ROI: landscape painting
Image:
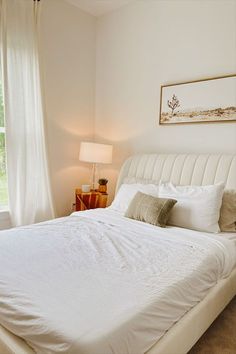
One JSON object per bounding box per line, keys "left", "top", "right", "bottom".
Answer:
{"left": 159, "top": 75, "right": 236, "bottom": 125}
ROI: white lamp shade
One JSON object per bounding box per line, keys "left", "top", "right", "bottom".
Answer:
{"left": 79, "top": 142, "right": 113, "bottom": 164}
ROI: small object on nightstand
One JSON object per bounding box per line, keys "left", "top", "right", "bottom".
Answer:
{"left": 98, "top": 178, "right": 108, "bottom": 193}
{"left": 81, "top": 184, "right": 91, "bottom": 193}
{"left": 75, "top": 188, "right": 108, "bottom": 211}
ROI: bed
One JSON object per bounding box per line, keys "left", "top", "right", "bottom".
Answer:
{"left": 0, "top": 153, "right": 235, "bottom": 354}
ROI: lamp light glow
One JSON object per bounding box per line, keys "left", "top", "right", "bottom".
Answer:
{"left": 79, "top": 142, "right": 113, "bottom": 190}
{"left": 79, "top": 142, "right": 112, "bottom": 164}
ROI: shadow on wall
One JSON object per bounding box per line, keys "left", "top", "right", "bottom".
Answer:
{"left": 47, "top": 122, "right": 93, "bottom": 217}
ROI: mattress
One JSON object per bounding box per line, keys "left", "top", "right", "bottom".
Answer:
{"left": 0, "top": 209, "right": 235, "bottom": 354}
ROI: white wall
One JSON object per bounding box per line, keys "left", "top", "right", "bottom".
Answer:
{"left": 37, "top": 0, "right": 236, "bottom": 214}
{"left": 95, "top": 0, "right": 236, "bottom": 201}
{"left": 40, "top": 0, "right": 96, "bottom": 216}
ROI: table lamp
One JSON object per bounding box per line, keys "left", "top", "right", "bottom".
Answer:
{"left": 79, "top": 142, "right": 113, "bottom": 190}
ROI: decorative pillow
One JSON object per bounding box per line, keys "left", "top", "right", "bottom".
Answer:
{"left": 219, "top": 190, "right": 236, "bottom": 232}
{"left": 158, "top": 182, "right": 225, "bottom": 233}
{"left": 125, "top": 192, "right": 177, "bottom": 227}
{"left": 109, "top": 183, "right": 159, "bottom": 214}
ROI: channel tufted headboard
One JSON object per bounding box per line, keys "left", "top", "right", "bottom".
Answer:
{"left": 116, "top": 154, "right": 236, "bottom": 193}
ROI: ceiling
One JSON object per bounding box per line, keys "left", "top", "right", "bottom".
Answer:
{"left": 66, "top": 0, "right": 135, "bottom": 17}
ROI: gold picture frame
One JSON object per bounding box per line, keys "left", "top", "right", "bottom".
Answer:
{"left": 159, "top": 74, "right": 236, "bottom": 125}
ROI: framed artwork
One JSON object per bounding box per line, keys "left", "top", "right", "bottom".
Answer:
{"left": 159, "top": 74, "right": 236, "bottom": 125}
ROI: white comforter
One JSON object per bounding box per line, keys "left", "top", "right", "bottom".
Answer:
{"left": 0, "top": 209, "right": 235, "bottom": 354}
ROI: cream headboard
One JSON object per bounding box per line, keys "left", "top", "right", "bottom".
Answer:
{"left": 116, "top": 154, "right": 236, "bottom": 192}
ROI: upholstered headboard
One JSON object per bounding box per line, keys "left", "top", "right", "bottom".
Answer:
{"left": 116, "top": 154, "right": 236, "bottom": 192}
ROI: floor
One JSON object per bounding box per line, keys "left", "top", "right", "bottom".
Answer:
{"left": 189, "top": 296, "right": 236, "bottom": 354}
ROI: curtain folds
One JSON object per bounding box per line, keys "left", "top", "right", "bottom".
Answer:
{"left": 0, "top": 0, "right": 55, "bottom": 226}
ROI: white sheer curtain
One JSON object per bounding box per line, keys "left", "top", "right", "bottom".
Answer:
{"left": 0, "top": 0, "right": 55, "bottom": 226}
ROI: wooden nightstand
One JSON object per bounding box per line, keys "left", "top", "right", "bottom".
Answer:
{"left": 75, "top": 189, "right": 108, "bottom": 211}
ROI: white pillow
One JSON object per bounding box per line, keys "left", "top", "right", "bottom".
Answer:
{"left": 158, "top": 182, "right": 225, "bottom": 233}
{"left": 110, "top": 183, "right": 159, "bottom": 214}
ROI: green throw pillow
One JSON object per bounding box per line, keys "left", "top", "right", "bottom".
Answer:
{"left": 125, "top": 191, "right": 177, "bottom": 227}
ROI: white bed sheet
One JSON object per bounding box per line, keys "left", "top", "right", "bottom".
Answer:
{"left": 219, "top": 232, "right": 236, "bottom": 242}
{"left": 0, "top": 209, "right": 235, "bottom": 354}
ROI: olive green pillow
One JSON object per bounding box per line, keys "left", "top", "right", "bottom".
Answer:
{"left": 219, "top": 190, "right": 236, "bottom": 232}
{"left": 125, "top": 191, "right": 177, "bottom": 227}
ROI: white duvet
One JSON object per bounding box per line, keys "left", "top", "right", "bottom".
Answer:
{"left": 0, "top": 209, "right": 235, "bottom": 354}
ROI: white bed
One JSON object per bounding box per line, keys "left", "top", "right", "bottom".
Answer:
{"left": 0, "top": 153, "right": 236, "bottom": 354}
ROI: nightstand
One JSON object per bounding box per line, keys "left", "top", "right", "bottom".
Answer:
{"left": 75, "top": 189, "right": 108, "bottom": 211}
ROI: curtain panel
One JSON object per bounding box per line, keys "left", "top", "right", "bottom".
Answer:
{"left": 0, "top": 0, "right": 55, "bottom": 226}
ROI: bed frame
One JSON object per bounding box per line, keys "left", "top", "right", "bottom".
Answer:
{"left": 1, "top": 153, "right": 236, "bottom": 354}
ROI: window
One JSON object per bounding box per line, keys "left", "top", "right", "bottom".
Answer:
{"left": 0, "top": 76, "right": 8, "bottom": 210}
